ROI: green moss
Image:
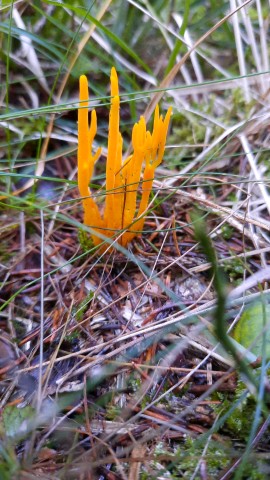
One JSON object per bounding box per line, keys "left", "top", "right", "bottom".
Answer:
{"left": 78, "top": 229, "right": 95, "bottom": 253}
{"left": 182, "top": 438, "right": 228, "bottom": 475}
{"left": 223, "top": 257, "right": 245, "bottom": 283}
{"left": 0, "top": 240, "right": 13, "bottom": 263}
{"left": 2, "top": 404, "right": 35, "bottom": 441}
{"left": 152, "top": 437, "right": 230, "bottom": 479}
{"left": 230, "top": 88, "right": 254, "bottom": 118}
{"left": 152, "top": 435, "right": 268, "bottom": 479}
{"left": 171, "top": 112, "right": 206, "bottom": 146}
{"left": 74, "top": 290, "right": 94, "bottom": 323}
{"left": 214, "top": 383, "right": 253, "bottom": 440}
{"left": 64, "top": 331, "right": 80, "bottom": 343}
{"left": 105, "top": 405, "right": 122, "bottom": 421}
{"left": 126, "top": 371, "right": 142, "bottom": 393}
{"left": 220, "top": 224, "right": 234, "bottom": 240}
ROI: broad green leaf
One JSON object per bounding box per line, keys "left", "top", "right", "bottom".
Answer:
{"left": 232, "top": 302, "right": 270, "bottom": 359}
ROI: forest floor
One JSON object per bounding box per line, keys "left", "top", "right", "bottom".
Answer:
{"left": 0, "top": 1, "right": 270, "bottom": 479}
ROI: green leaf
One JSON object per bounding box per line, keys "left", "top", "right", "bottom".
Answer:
{"left": 232, "top": 302, "right": 270, "bottom": 359}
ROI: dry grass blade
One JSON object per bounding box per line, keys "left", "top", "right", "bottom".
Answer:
{"left": 143, "top": 0, "right": 253, "bottom": 121}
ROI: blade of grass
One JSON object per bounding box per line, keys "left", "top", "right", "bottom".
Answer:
{"left": 192, "top": 211, "right": 258, "bottom": 391}
{"left": 164, "top": 0, "right": 191, "bottom": 76}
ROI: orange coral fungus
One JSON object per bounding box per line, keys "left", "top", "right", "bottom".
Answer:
{"left": 77, "top": 67, "right": 172, "bottom": 250}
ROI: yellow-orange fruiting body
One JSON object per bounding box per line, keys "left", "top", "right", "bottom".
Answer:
{"left": 78, "top": 75, "right": 103, "bottom": 245}
{"left": 77, "top": 68, "right": 172, "bottom": 250}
